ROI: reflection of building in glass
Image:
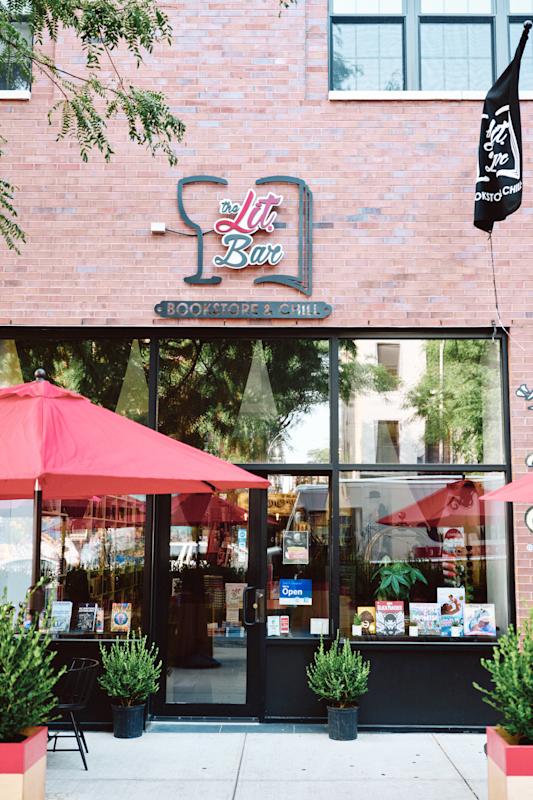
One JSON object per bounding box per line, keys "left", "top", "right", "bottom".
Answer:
{"left": 340, "top": 340, "right": 426, "bottom": 463}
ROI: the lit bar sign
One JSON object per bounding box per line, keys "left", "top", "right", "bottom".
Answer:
{"left": 213, "top": 190, "right": 285, "bottom": 270}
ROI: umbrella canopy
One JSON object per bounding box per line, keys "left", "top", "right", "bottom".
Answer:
{"left": 171, "top": 493, "right": 247, "bottom": 526}
{"left": 481, "top": 474, "right": 533, "bottom": 502}
{"left": 378, "top": 479, "right": 484, "bottom": 528}
{"left": 0, "top": 379, "right": 269, "bottom": 500}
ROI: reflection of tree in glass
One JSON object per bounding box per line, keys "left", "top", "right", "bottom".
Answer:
{"left": 15, "top": 339, "right": 150, "bottom": 423}
{"left": 332, "top": 25, "right": 363, "bottom": 90}
{"left": 158, "top": 339, "right": 330, "bottom": 462}
{"left": 406, "top": 340, "right": 498, "bottom": 463}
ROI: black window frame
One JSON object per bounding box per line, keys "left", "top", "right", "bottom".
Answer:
{"left": 0, "top": 15, "right": 32, "bottom": 93}
{"left": 0, "top": 326, "right": 515, "bottom": 646}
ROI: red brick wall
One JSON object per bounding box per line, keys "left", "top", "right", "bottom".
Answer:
{"left": 1, "top": 0, "right": 532, "bottom": 620}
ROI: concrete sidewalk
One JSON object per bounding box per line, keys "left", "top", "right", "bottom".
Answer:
{"left": 45, "top": 729, "right": 488, "bottom": 800}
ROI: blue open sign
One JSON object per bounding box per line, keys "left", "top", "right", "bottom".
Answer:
{"left": 279, "top": 579, "right": 312, "bottom": 606}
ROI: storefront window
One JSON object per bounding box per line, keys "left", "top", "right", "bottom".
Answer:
{"left": 40, "top": 495, "right": 146, "bottom": 637}
{"left": 158, "top": 338, "right": 330, "bottom": 463}
{"left": 0, "top": 338, "right": 150, "bottom": 621}
{"left": 339, "top": 472, "right": 508, "bottom": 639}
{"left": 339, "top": 338, "right": 503, "bottom": 465}
{"left": 266, "top": 476, "right": 330, "bottom": 638}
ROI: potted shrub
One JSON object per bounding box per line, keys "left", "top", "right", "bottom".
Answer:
{"left": 99, "top": 632, "right": 161, "bottom": 739}
{"left": 307, "top": 633, "right": 370, "bottom": 741}
{"left": 451, "top": 619, "right": 463, "bottom": 638}
{"left": 474, "top": 610, "right": 533, "bottom": 799}
{"left": 351, "top": 613, "right": 362, "bottom": 637}
{"left": 409, "top": 619, "right": 419, "bottom": 638}
{"left": 0, "top": 590, "right": 64, "bottom": 800}
{"left": 373, "top": 560, "right": 428, "bottom": 600}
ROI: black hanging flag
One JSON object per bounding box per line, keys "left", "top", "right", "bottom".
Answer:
{"left": 474, "top": 21, "right": 532, "bottom": 232}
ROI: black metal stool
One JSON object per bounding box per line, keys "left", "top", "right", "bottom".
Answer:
{"left": 48, "top": 657, "right": 98, "bottom": 770}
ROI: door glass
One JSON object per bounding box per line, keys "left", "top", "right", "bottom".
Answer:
{"left": 266, "top": 476, "right": 330, "bottom": 638}
{"left": 165, "top": 491, "right": 249, "bottom": 705}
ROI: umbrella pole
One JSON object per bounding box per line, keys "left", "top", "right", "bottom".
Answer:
{"left": 29, "top": 478, "right": 44, "bottom": 614}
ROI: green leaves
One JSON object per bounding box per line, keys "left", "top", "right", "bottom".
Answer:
{"left": 99, "top": 632, "right": 161, "bottom": 707}
{"left": 0, "top": 0, "right": 186, "bottom": 250}
{"left": 0, "top": 587, "right": 65, "bottom": 743}
{"left": 307, "top": 633, "right": 370, "bottom": 708}
{"left": 473, "top": 610, "right": 533, "bottom": 744}
{"left": 373, "top": 561, "right": 428, "bottom": 600}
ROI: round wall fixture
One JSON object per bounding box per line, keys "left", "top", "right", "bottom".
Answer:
{"left": 525, "top": 507, "right": 533, "bottom": 533}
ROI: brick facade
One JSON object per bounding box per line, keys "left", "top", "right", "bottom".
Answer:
{"left": 1, "top": 0, "right": 532, "bottom": 619}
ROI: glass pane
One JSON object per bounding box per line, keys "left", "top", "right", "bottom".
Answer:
{"left": 511, "top": 21, "right": 533, "bottom": 90}
{"left": 510, "top": 0, "right": 533, "bottom": 12}
{"left": 339, "top": 338, "right": 504, "bottom": 465}
{"left": 0, "top": 338, "right": 151, "bottom": 611}
{"left": 166, "top": 490, "right": 249, "bottom": 704}
{"left": 8, "top": 338, "right": 150, "bottom": 423}
{"left": 0, "top": 500, "right": 33, "bottom": 609}
{"left": 0, "top": 22, "right": 31, "bottom": 91}
{"left": 421, "top": 0, "right": 492, "bottom": 11}
{"left": 339, "top": 472, "right": 509, "bottom": 640}
{"left": 332, "top": 22, "right": 404, "bottom": 91}
{"left": 40, "top": 495, "right": 146, "bottom": 637}
{"left": 332, "top": 0, "right": 403, "bottom": 12}
{"left": 266, "top": 476, "right": 330, "bottom": 638}
{"left": 158, "top": 339, "right": 330, "bottom": 463}
{"left": 420, "top": 23, "right": 493, "bottom": 91}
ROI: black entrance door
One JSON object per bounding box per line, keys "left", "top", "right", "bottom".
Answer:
{"left": 151, "top": 489, "right": 267, "bottom": 719}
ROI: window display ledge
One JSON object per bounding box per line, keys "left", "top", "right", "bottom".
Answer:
{"left": 0, "top": 90, "right": 31, "bottom": 100}
{"left": 328, "top": 90, "right": 533, "bottom": 101}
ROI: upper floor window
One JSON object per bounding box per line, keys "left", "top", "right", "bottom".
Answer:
{"left": 0, "top": 10, "right": 32, "bottom": 92}
{"left": 330, "top": 1, "right": 533, "bottom": 93}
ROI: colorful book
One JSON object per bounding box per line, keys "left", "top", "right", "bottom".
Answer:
{"left": 464, "top": 603, "right": 496, "bottom": 637}
{"left": 409, "top": 602, "right": 440, "bottom": 636}
{"left": 376, "top": 600, "right": 405, "bottom": 635}
{"left": 95, "top": 607, "right": 105, "bottom": 633}
{"left": 437, "top": 587, "right": 465, "bottom": 636}
{"left": 110, "top": 602, "right": 132, "bottom": 633}
{"left": 75, "top": 603, "right": 97, "bottom": 633}
{"left": 50, "top": 601, "right": 73, "bottom": 633}
{"left": 357, "top": 606, "right": 376, "bottom": 634}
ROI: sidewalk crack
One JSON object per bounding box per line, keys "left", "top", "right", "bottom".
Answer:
{"left": 231, "top": 733, "right": 247, "bottom": 800}
{"left": 432, "top": 734, "right": 481, "bottom": 799}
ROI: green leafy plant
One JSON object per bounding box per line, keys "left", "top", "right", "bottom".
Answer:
{"left": 473, "top": 610, "right": 533, "bottom": 745}
{"left": 0, "top": 587, "right": 64, "bottom": 742}
{"left": 99, "top": 632, "right": 162, "bottom": 707}
{"left": 373, "top": 561, "right": 428, "bottom": 600}
{"left": 352, "top": 613, "right": 362, "bottom": 626}
{"left": 306, "top": 633, "right": 370, "bottom": 708}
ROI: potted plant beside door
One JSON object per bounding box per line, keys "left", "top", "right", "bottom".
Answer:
{"left": 307, "top": 633, "right": 370, "bottom": 741}
{"left": 0, "top": 589, "right": 64, "bottom": 800}
{"left": 473, "top": 610, "right": 533, "bottom": 799}
{"left": 99, "top": 633, "right": 161, "bottom": 739}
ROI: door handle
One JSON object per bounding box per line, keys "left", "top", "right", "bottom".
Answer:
{"left": 242, "top": 587, "right": 266, "bottom": 626}
{"left": 243, "top": 586, "right": 256, "bottom": 626}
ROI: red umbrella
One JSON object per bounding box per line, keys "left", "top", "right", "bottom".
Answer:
{"left": 378, "top": 479, "right": 484, "bottom": 528}
{"left": 0, "top": 374, "right": 269, "bottom": 604}
{"left": 481, "top": 474, "right": 533, "bottom": 502}
{"left": 171, "top": 493, "right": 247, "bottom": 526}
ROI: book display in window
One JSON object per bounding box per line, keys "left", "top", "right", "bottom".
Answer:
{"left": 74, "top": 603, "right": 97, "bottom": 633}
{"left": 357, "top": 606, "right": 376, "bottom": 634}
{"left": 409, "top": 603, "right": 440, "bottom": 636}
{"left": 437, "top": 587, "right": 465, "bottom": 637}
{"left": 50, "top": 601, "right": 73, "bottom": 633}
{"left": 375, "top": 600, "right": 405, "bottom": 635}
{"left": 110, "top": 602, "right": 132, "bottom": 633}
{"left": 464, "top": 603, "right": 496, "bottom": 637}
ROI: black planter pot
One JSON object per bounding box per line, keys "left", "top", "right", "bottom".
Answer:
{"left": 111, "top": 703, "right": 145, "bottom": 739}
{"left": 327, "top": 705, "right": 359, "bottom": 741}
